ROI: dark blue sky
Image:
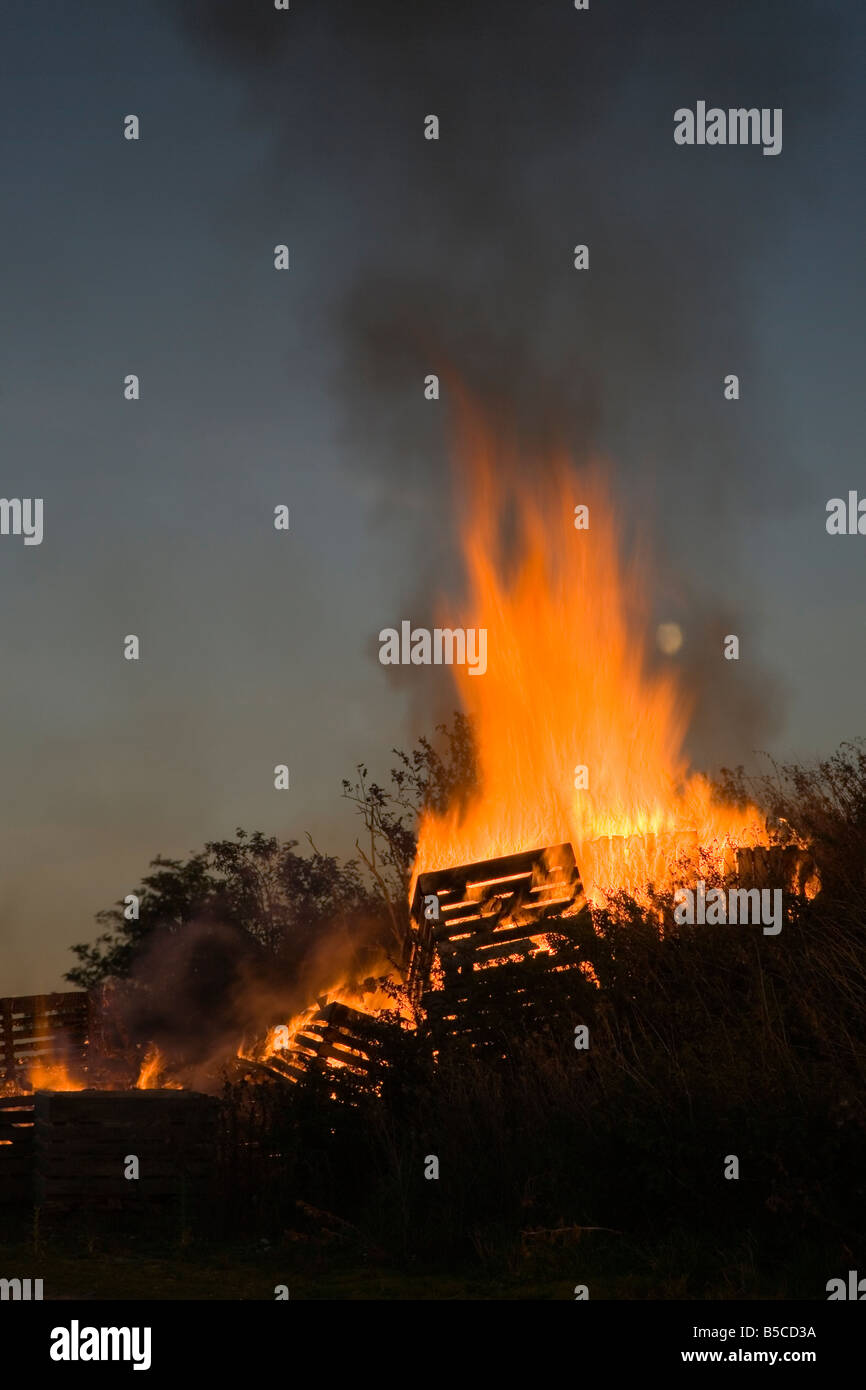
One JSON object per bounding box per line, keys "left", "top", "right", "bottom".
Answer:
{"left": 1, "top": 0, "right": 864, "bottom": 992}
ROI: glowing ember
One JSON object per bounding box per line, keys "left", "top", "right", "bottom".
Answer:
{"left": 413, "top": 426, "right": 767, "bottom": 902}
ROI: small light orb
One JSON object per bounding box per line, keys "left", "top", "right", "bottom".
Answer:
{"left": 656, "top": 622, "right": 683, "bottom": 655}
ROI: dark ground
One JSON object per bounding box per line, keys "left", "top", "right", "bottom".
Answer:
{"left": 0, "top": 1206, "right": 840, "bottom": 1300}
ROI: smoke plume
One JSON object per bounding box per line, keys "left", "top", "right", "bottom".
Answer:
{"left": 170, "top": 0, "right": 848, "bottom": 766}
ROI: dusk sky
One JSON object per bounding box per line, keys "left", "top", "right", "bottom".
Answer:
{"left": 1, "top": 0, "right": 864, "bottom": 993}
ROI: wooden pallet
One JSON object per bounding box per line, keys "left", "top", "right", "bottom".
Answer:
{"left": 0, "top": 992, "right": 91, "bottom": 1085}
{"left": 409, "top": 843, "right": 584, "bottom": 997}
{"left": 0, "top": 1095, "right": 36, "bottom": 1202}
{"left": 275, "top": 1001, "right": 390, "bottom": 1088}
{"left": 422, "top": 939, "right": 593, "bottom": 1051}
{"left": 409, "top": 843, "right": 590, "bottom": 1051}
{"left": 31, "top": 1090, "right": 218, "bottom": 1205}
{"left": 736, "top": 844, "right": 817, "bottom": 895}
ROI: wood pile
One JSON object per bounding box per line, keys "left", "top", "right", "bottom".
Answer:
{"left": 409, "top": 843, "right": 590, "bottom": 1051}
{"left": 31, "top": 1089, "right": 218, "bottom": 1206}
{"left": 0, "top": 992, "right": 91, "bottom": 1086}
{"left": 269, "top": 1000, "right": 391, "bottom": 1090}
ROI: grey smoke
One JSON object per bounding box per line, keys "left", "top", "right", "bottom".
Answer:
{"left": 171, "top": 0, "right": 851, "bottom": 766}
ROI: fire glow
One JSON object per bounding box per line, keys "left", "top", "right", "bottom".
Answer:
{"left": 135, "top": 1045, "right": 180, "bottom": 1090}
{"left": 26, "top": 1060, "right": 85, "bottom": 1092}
{"left": 0, "top": 430, "right": 781, "bottom": 1103}
{"left": 413, "top": 426, "right": 767, "bottom": 902}
{"left": 238, "top": 979, "right": 410, "bottom": 1079}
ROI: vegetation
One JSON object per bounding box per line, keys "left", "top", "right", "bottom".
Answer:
{"left": 47, "top": 731, "right": 866, "bottom": 1298}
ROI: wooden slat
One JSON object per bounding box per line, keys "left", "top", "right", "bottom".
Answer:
{"left": 411, "top": 843, "right": 579, "bottom": 917}
{"left": 425, "top": 952, "right": 582, "bottom": 996}
{"left": 34, "top": 1135, "right": 215, "bottom": 1152}
{"left": 294, "top": 1020, "right": 380, "bottom": 1056}
{"left": 1, "top": 992, "right": 89, "bottom": 1011}
{"left": 438, "top": 924, "right": 551, "bottom": 955}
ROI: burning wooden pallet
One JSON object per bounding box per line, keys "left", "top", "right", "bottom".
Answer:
{"left": 409, "top": 834, "right": 819, "bottom": 1053}
{"left": 0, "top": 992, "right": 91, "bottom": 1087}
{"left": 736, "top": 844, "right": 817, "bottom": 896}
{"left": 409, "top": 843, "right": 590, "bottom": 1049}
{"left": 421, "top": 946, "right": 594, "bottom": 1051}
{"left": 410, "top": 843, "right": 584, "bottom": 986}
{"left": 265, "top": 1000, "right": 390, "bottom": 1090}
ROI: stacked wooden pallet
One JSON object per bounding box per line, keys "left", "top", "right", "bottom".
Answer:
{"left": 31, "top": 1089, "right": 218, "bottom": 1205}
{"left": 409, "top": 843, "right": 590, "bottom": 1051}
{"left": 0, "top": 992, "right": 91, "bottom": 1086}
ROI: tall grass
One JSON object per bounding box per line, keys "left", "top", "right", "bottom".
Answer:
{"left": 214, "top": 745, "right": 866, "bottom": 1290}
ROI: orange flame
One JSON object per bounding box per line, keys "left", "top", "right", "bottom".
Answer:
{"left": 27, "top": 1060, "right": 85, "bottom": 1091}
{"left": 413, "top": 431, "right": 766, "bottom": 900}
{"left": 135, "top": 1045, "right": 180, "bottom": 1090}
{"left": 237, "top": 981, "right": 411, "bottom": 1073}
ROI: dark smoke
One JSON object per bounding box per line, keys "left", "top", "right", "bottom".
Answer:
{"left": 103, "top": 913, "right": 389, "bottom": 1088}
{"left": 106, "top": 918, "right": 259, "bottom": 1069}
{"left": 170, "top": 0, "right": 850, "bottom": 765}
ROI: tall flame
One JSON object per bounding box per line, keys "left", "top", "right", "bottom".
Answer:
{"left": 413, "top": 428, "right": 764, "bottom": 900}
